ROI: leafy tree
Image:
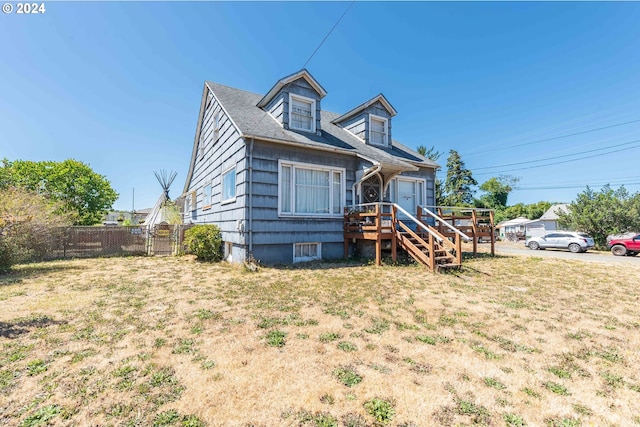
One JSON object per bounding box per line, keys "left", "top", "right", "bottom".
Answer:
{"left": 495, "top": 201, "right": 552, "bottom": 224}
{"left": 0, "top": 187, "right": 71, "bottom": 271}
{"left": 558, "top": 185, "right": 640, "bottom": 248}
{"left": 442, "top": 150, "right": 477, "bottom": 206}
{"left": 0, "top": 159, "right": 118, "bottom": 225}
{"left": 476, "top": 175, "right": 519, "bottom": 210}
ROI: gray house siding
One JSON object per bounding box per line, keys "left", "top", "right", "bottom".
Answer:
{"left": 247, "top": 140, "right": 358, "bottom": 264}
{"left": 265, "top": 94, "right": 285, "bottom": 126}
{"left": 336, "top": 101, "right": 393, "bottom": 146}
{"left": 185, "top": 87, "right": 247, "bottom": 256}
{"left": 341, "top": 115, "right": 366, "bottom": 141}
{"left": 264, "top": 77, "right": 322, "bottom": 134}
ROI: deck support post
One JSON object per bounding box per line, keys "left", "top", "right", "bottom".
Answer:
{"left": 375, "top": 203, "right": 382, "bottom": 266}
{"left": 428, "top": 233, "right": 435, "bottom": 272}
{"left": 490, "top": 210, "right": 495, "bottom": 256}
{"left": 391, "top": 205, "right": 397, "bottom": 262}
{"left": 471, "top": 210, "right": 478, "bottom": 255}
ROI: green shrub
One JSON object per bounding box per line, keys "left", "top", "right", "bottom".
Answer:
{"left": 0, "top": 238, "right": 13, "bottom": 273}
{"left": 183, "top": 225, "right": 223, "bottom": 262}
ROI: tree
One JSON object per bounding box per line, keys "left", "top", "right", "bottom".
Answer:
{"left": 0, "top": 187, "right": 72, "bottom": 271}
{"left": 442, "top": 150, "right": 477, "bottom": 206}
{"left": 476, "top": 175, "right": 519, "bottom": 210}
{"left": 558, "top": 185, "right": 640, "bottom": 248}
{"left": 0, "top": 159, "right": 118, "bottom": 225}
{"left": 416, "top": 146, "right": 443, "bottom": 205}
{"left": 416, "top": 145, "right": 442, "bottom": 162}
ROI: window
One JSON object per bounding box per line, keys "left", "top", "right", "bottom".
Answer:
{"left": 184, "top": 191, "right": 196, "bottom": 213}
{"left": 214, "top": 112, "right": 221, "bottom": 142}
{"left": 198, "top": 136, "right": 205, "bottom": 159}
{"left": 369, "top": 115, "right": 388, "bottom": 146}
{"left": 221, "top": 166, "right": 236, "bottom": 203}
{"left": 289, "top": 94, "right": 315, "bottom": 133}
{"left": 293, "top": 242, "right": 321, "bottom": 263}
{"left": 279, "top": 161, "right": 344, "bottom": 217}
{"left": 202, "top": 183, "right": 212, "bottom": 209}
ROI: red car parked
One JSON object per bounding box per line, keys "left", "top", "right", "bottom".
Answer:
{"left": 607, "top": 233, "right": 640, "bottom": 256}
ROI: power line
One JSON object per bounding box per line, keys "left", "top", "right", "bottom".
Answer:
{"left": 464, "top": 118, "right": 640, "bottom": 157}
{"left": 463, "top": 99, "right": 640, "bottom": 158}
{"left": 302, "top": 1, "right": 355, "bottom": 69}
{"left": 475, "top": 142, "right": 640, "bottom": 176}
{"left": 473, "top": 138, "right": 640, "bottom": 171}
{"left": 513, "top": 182, "right": 640, "bottom": 191}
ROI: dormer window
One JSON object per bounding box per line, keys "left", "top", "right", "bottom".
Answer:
{"left": 289, "top": 94, "right": 316, "bottom": 133}
{"left": 369, "top": 115, "right": 388, "bottom": 146}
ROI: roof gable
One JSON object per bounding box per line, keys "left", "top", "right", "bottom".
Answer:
{"left": 332, "top": 94, "right": 397, "bottom": 125}
{"left": 539, "top": 204, "right": 569, "bottom": 220}
{"left": 256, "top": 69, "right": 327, "bottom": 108}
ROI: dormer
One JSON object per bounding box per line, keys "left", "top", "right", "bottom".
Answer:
{"left": 256, "top": 69, "right": 327, "bottom": 136}
{"left": 332, "top": 94, "right": 397, "bottom": 148}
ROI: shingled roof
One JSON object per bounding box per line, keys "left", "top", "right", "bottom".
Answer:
{"left": 205, "top": 81, "right": 439, "bottom": 171}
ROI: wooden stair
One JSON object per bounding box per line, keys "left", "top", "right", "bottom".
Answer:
{"left": 394, "top": 220, "right": 461, "bottom": 272}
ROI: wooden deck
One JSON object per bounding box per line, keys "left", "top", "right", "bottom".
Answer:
{"left": 344, "top": 204, "right": 496, "bottom": 271}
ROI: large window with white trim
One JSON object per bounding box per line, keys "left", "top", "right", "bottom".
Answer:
{"left": 388, "top": 177, "right": 425, "bottom": 215}
{"left": 289, "top": 94, "right": 316, "bottom": 133}
{"left": 369, "top": 115, "right": 388, "bottom": 146}
{"left": 221, "top": 166, "right": 236, "bottom": 203}
{"left": 279, "top": 161, "right": 344, "bottom": 217}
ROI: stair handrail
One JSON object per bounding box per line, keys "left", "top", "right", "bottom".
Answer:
{"left": 421, "top": 205, "right": 495, "bottom": 213}
{"left": 419, "top": 205, "right": 472, "bottom": 242}
{"left": 392, "top": 203, "right": 444, "bottom": 244}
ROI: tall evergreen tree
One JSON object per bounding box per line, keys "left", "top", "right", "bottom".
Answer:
{"left": 442, "top": 150, "right": 477, "bottom": 206}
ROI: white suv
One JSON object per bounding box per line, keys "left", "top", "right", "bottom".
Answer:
{"left": 525, "top": 232, "right": 595, "bottom": 253}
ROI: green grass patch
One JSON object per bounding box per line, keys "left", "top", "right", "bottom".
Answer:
{"left": 333, "top": 365, "right": 362, "bottom": 387}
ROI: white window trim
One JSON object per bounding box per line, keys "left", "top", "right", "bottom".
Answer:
{"left": 369, "top": 114, "right": 388, "bottom": 146}
{"left": 221, "top": 165, "right": 237, "bottom": 205}
{"left": 278, "top": 159, "right": 345, "bottom": 218}
{"left": 289, "top": 93, "right": 316, "bottom": 133}
{"left": 184, "top": 191, "right": 197, "bottom": 213}
{"left": 202, "top": 182, "right": 212, "bottom": 210}
{"left": 293, "top": 242, "right": 322, "bottom": 263}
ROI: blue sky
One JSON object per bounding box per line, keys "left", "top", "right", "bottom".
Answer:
{"left": 2, "top": 1, "right": 640, "bottom": 211}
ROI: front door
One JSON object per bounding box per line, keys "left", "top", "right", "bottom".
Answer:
{"left": 398, "top": 180, "right": 417, "bottom": 215}
{"left": 361, "top": 175, "right": 381, "bottom": 204}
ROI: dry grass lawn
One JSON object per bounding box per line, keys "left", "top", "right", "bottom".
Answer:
{"left": 1, "top": 254, "right": 639, "bottom": 426}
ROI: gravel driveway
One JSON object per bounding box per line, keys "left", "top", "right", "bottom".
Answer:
{"left": 491, "top": 241, "right": 639, "bottom": 266}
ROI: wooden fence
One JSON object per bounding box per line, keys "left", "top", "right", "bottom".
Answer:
{"left": 41, "top": 225, "right": 191, "bottom": 260}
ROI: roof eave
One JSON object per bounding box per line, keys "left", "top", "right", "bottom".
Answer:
{"left": 256, "top": 69, "right": 327, "bottom": 108}
{"left": 332, "top": 93, "right": 398, "bottom": 125}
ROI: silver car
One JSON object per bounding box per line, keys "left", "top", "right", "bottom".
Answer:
{"left": 526, "top": 232, "right": 595, "bottom": 253}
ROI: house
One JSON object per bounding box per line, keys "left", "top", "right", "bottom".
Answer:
{"left": 496, "top": 216, "right": 534, "bottom": 240}
{"left": 537, "top": 203, "right": 569, "bottom": 231}
{"left": 181, "top": 69, "right": 438, "bottom": 264}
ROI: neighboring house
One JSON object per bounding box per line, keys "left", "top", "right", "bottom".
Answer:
{"left": 537, "top": 203, "right": 569, "bottom": 231}
{"left": 181, "top": 69, "right": 438, "bottom": 264}
{"left": 496, "top": 216, "right": 534, "bottom": 239}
